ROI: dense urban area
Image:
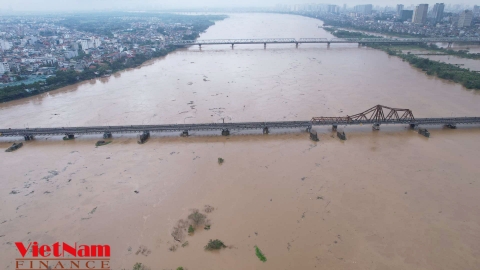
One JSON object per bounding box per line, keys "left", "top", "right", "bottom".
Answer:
{"left": 0, "top": 13, "right": 225, "bottom": 102}
{"left": 1, "top": 3, "right": 480, "bottom": 101}
{"left": 280, "top": 3, "right": 480, "bottom": 37}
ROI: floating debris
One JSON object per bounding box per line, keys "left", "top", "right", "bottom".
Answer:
{"left": 5, "top": 142, "right": 23, "bottom": 152}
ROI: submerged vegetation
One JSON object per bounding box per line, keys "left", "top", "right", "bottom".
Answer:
{"left": 324, "top": 28, "right": 480, "bottom": 90}
{"left": 369, "top": 44, "right": 480, "bottom": 90}
{"left": 255, "top": 246, "right": 267, "bottom": 262}
{"left": 205, "top": 239, "right": 227, "bottom": 250}
{"left": 323, "top": 27, "right": 378, "bottom": 39}
{"left": 132, "top": 263, "right": 149, "bottom": 270}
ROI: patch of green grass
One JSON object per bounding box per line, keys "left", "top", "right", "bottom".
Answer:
{"left": 205, "top": 239, "right": 226, "bottom": 250}
{"left": 176, "top": 267, "right": 184, "bottom": 270}
{"left": 255, "top": 246, "right": 267, "bottom": 262}
{"left": 204, "top": 224, "right": 211, "bottom": 230}
{"left": 218, "top": 157, "right": 224, "bottom": 164}
{"left": 182, "top": 241, "right": 189, "bottom": 247}
{"left": 188, "top": 225, "right": 195, "bottom": 235}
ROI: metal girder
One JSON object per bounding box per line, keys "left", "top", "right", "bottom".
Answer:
{"left": 311, "top": 105, "right": 415, "bottom": 123}
{"left": 298, "top": 38, "right": 329, "bottom": 42}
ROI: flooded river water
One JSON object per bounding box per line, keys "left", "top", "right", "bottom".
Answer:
{"left": 1, "top": 13, "right": 480, "bottom": 270}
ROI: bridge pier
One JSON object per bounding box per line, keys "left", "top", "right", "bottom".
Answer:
{"left": 264, "top": 43, "right": 266, "bottom": 49}
{"left": 309, "top": 130, "right": 319, "bottom": 141}
{"left": 372, "top": 123, "right": 380, "bottom": 130}
{"left": 445, "top": 123, "right": 457, "bottom": 129}
{"left": 418, "top": 128, "right": 430, "bottom": 138}
{"left": 181, "top": 130, "right": 189, "bottom": 137}
{"left": 447, "top": 42, "right": 452, "bottom": 48}
{"left": 24, "top": 135, "right": 34, "bottom": 141}
{"left": 332, "top": 124, "right": 337, "bottom": 131}
{"left": 263, "top": 127, "right": 269, "bottom": 134}
{"left": 327, "top": 42, "right": 330, "bottom": 48}
{"left": 137, "top": 131, "right": 150, "bottom": 144}
{"left": 199, "top": 44, "right": 201, "bottom": 49}
{"left": 231, "top": 44, "right": 234, "bottom": 49}
{"left": 222, "top": 129, "right": 230, "bottom": 136}
{"left": 63, "top": 134, "right": 75, "bottom": 140}
{"left": 337, "top": 131, "right": 346, "bottom": 141}
{"left": 296, "top": 43, "right": 298, "bottom": 48}
{"left": 409, "top": 123, "right": 418, "bottom": 129}
{"left": 306, "top": 125, "right": 312, "bottom": 133}
{"left": 103, "top": 132, "right": 112, "bottom": 139}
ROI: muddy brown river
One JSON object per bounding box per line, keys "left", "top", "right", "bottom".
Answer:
{"left": 1, "top": 13, "right": 480, "bottom": 270}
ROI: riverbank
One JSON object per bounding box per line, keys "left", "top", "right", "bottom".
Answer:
{"left": 0, "top": 14, "right": 227, "bottom": 103}
{"left": 322, "top": 26, "right": 480, "bottom": 90}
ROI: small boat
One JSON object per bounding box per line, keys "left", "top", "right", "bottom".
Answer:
{"left": 5, "top": 142, "right": 23, "bottom": 152}
{"left": 337, "top": 131, "right": 347, "bottom": 140}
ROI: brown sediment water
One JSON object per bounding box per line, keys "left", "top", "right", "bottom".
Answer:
{"left": 1, "top": 13, "right": 480, "bottom": 270}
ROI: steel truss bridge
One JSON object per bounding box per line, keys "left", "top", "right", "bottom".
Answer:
{"left": 168, "top": 37, "right": 480, "bottom": 47}
{"left": 1, "top": 106, "right": 479, "bottom": 140}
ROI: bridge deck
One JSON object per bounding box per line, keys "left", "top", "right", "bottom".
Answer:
{"left": 1, "top": 117, "right": 479, "bottom": 137}
{"left": 168, "top": 38, "right": 480, "bottom": 46}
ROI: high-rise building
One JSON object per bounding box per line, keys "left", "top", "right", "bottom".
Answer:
{"left": 473, "top": 5, "right": 480, "bottom": 16}
{"left": 354, "top": 4, "right": 373, "bottom": 15}
{"left": 401, "top": 10, "right": 414, "bottom": 21}
{"left": 412, "top": 4, "right": 429, "bottom": 24}
{"left": 432, "top": 3, "right": 445, "bottom": 22}
{"left": 458, "top": 10, "right": 473, "bottom": 27}
{"left": 397, "top": 4, "right": 404, "bottom": 16}
{"left": 327, "top": 5, "right": 338, "bottom": 13}
{"left": 0, "top": 62, "right": 10, "bottom": 74}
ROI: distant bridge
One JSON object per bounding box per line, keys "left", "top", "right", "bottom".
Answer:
{"left": 168, "top": 37, "right": 480, "bottom": 48}
{"left": 1, "top": 106, "right": 479, "bottom": 141}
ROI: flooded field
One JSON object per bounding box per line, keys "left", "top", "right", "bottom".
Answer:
{"left": 1, "top": 13, "right": 480, "bottom": 270}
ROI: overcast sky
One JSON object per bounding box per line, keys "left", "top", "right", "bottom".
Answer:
{"left": 0, "top": 0, "right": 477, "bottom": 12}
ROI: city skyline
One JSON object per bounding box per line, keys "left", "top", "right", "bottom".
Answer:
{"left": 1, "top": 0, "right": 480, "bottom": 12}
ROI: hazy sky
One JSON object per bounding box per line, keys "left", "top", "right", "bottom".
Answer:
{"left": 0, "top": 0, "right": 477, "bottom": 12}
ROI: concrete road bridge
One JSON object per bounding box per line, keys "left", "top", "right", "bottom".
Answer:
{"left": 1, "top": 106, "right": 479, "bottom": 142}
{"left": 168, "top": 37, "right": 480, "bottom": 48}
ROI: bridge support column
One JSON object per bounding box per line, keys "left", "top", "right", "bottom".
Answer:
{"left": 199, "top": 44, "right": 201, "bottom": 49}
{"left": 447, "top": 42, "right": 452, "bottom": 48}
{"left": 445, "top": 123, "right": 457, "bottom": 129}
{"left": 263, "top": 127, "right": 269, "bottom": 134}
{"left": 137, "top": 131, "right": 150, "bottom": 144}
{"left": 409, "top": 123, "right": 417, "bottom": 129}
{"left": 332, "top": 124, "right": 337, "bottom": 131}
{"left": 372, "top": 123, "right": 380, "bottom": 130}
{"left": 181, "top": 130, "right": 189, "bottom": 137}
{"left": 264, "top": 43, "right": 266, "bottom": 49}
{"left": 296, "top": 43, "right": 298, "bottom": 48}
{"left": 337, "top": 131, "right": 346, "bottom": 141}
{"left": 358, "top": 43, "right": 361, "bottom": 47}
{"left": 221, "top": 129, "right": 230, "bottom": 136}
{"left": 418, "top": 128, "right": 430, "bottom": 138}
{"left": 306, "top": 125, "right": 312, "bottom": 133}
{"left": 63, "top": 134, "right": 75, "bottom": 140}
{"left": 309, "top": 130, "right": 319, "bottom": 141}
{"left": 231, "top": 44, "right": 234, "bottom": 49}
{"left": 327, "top": 42, "right": 330, "bottom": 48}
{"left": 24, "top": 135, "right": 34, "bottom": 141}
{"left": 103, "top": 132, "right": 112, "bottom": 139}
